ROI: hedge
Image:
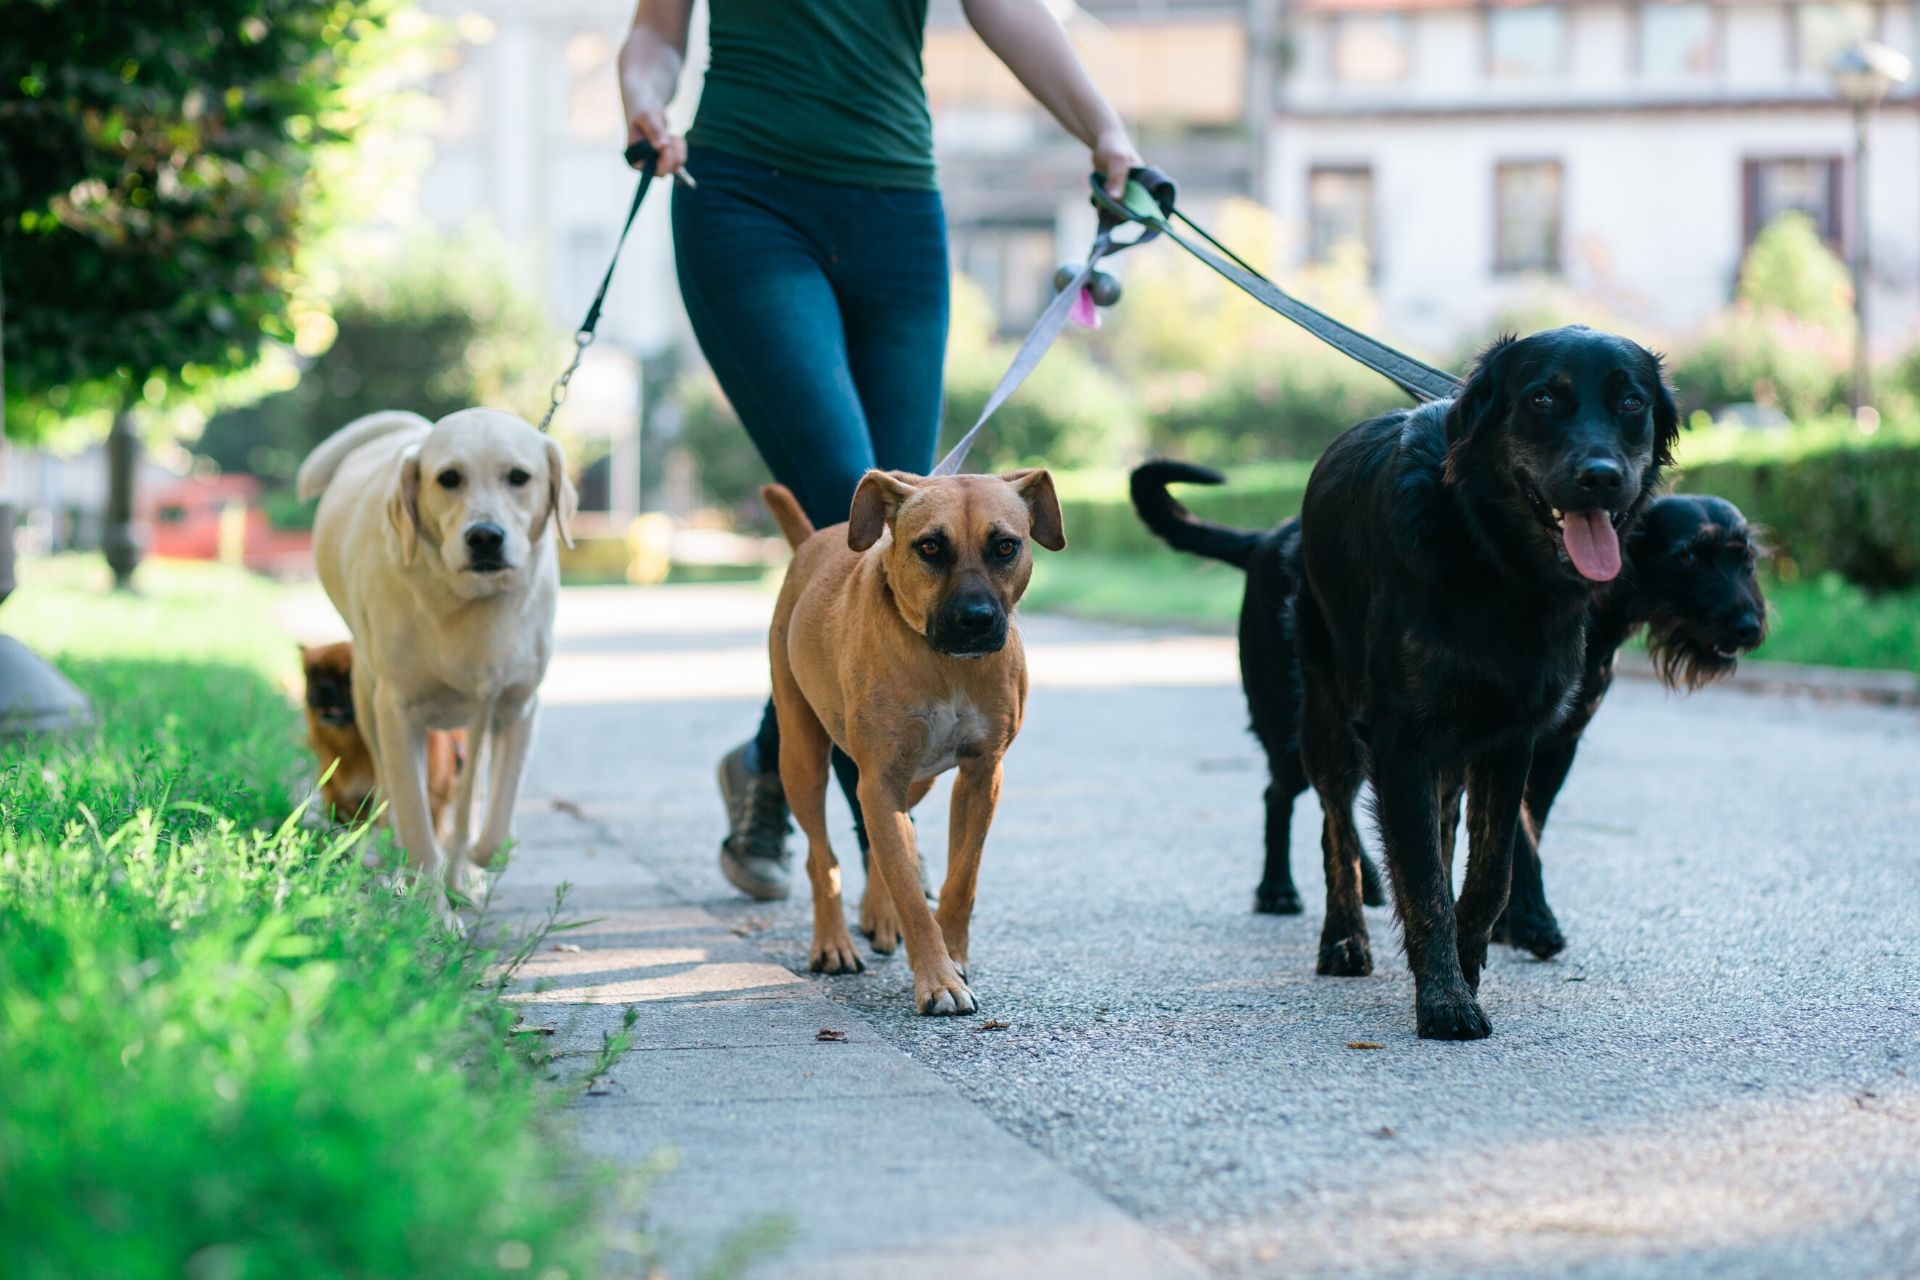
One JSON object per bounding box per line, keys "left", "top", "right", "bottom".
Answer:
{"left": 1673, "top": 423, "right": 1920, "bottom": 591}
{"left": 1055, "top": 421, "right": 1920, "bottom": 593}
{"left": 1054, "top": 461, "right": 1311, "bottom": 559}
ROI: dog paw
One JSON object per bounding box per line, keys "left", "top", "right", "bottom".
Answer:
{"left": 1254, "top": 882, "right": 1304, "bottom": 915}
{"left": 1416, "top": 991, "right": 1492, "bottom": 1041}
{"left": 915, "top": 975, "right": 976, "bottom": 1017}
{"left": 1492, "top": 908, "right": 1566, "bottom": 960}
{"left": 1360, "top": 853, "right": 1389, "bottom": 908}
{"left": 447, "top": 860, "right": 489, "bottom": 906}
{"left": 809, "top": 937, "right": 866, "bottom": 975}
{"left": 858, "top": 891, "right": 902, "bottom": 956}
{"left": 1317, "top": 933, "right": 1373, "bottom": 977}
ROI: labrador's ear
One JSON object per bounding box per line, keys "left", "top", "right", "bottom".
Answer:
{"left": 1443, "top": 333, "right": 1518, "bottom": 487}
{"left": 847, "top": 470, "right": 920, "bottom": 552}
{"left": 544, "top": 436, "right": 577, "bottom": 548}
{"left": 387, "top": 446, "right": 422, "bottom": 566}
{"left": 1000, "top": 469, "right": 1066, "bottom": 552}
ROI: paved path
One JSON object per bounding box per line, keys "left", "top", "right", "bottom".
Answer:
{"left": 379, "top": 583, "right": 1917, "bottom": 1279}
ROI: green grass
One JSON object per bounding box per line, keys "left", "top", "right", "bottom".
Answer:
{"left": 1026, "top": 553, "right": 1920, "bottom": 675}
{"left": 1025, "top": 551, "right": 1244, "bottom": 625}
{"left": 0, "top": 559, "right": 616, "bottom": 1280}
{"left": 1753, "top": 573, "right": 1920, "bottom": 674}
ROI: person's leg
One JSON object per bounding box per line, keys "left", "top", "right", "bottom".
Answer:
{"left": 816, "top": 186, "right": 950, "bottom": 879}
{"left": 673, "top": 151, "right": 883, "bottom": 897}
{"left": 831, "top": 187, "right": 950, "bottom": 477}
{"left": 673, "top": 154, "right": 880, "bottom": 529}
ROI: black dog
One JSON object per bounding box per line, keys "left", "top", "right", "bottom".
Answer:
{"left": 1296, "top": 326, "right": 1680, "bottom": 1039}
{"left": 1491, "top": 493, "right": 1767, "bottom": 955}
{"left": 1127, "top": 463, "right": 1384, "bottom": 916}
{"left": 1132, "top": 467, "right": 1767, "bottom": 956}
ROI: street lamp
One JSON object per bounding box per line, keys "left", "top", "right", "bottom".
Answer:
{"left": 1829, "top": 40, "right": 1913, "bottom": 413}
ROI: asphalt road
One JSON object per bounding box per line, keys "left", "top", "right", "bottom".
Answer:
{"left": 506, "top": 583, "right": 1919, "bottom": 1279}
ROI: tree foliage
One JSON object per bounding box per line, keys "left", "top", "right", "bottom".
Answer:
{"left": 195, "top": 231, "right": 563, "bottom": 486}
{"left": 0, "top": 0, "right": 421, "bottom": 438}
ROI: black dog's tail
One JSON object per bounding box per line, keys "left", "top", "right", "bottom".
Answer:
{"left": 1129, "top": 460, "right": 1259, "bottom": 570}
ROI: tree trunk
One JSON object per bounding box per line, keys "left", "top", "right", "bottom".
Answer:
{"left": 103, "top": 396, "right": 141, "bottom": 590}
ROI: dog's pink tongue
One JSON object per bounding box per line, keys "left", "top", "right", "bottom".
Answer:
{"left": 1562, "top": 510, "right": 1622, "bottom": 582}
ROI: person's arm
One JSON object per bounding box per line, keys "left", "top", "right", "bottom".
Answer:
{"left": 960, "top": 0, "right": 1143, "bottom": 197}
{"left": 618, "top": 0, "right": 693, "bottom": 174}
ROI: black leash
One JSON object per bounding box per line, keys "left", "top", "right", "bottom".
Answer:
{"left": 539, "top": 140, "right": 688, "bottom": 432}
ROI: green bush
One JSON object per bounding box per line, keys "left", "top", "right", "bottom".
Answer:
{"left": 1099, "top": 211, "right": 1412, "bottom": 465}
{"left": 0, "top": 561, "right": 613, "bottom": 1280}
{"left": 1669, "top": 214, "right": 1853, "bottom": 417}
{"left": 1674, "top": 417, "right": 1920, "bottom": 590}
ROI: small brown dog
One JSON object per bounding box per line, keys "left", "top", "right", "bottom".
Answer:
{"left": 301, "top": 642, "right": 463, "bottom": 835}
{"left": 762, "top": 469, "right": 1065, "bottom": 1016}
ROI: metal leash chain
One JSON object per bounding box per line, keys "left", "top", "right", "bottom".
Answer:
{"left": 540, "top": 140, "right": 694, "bottom": 433}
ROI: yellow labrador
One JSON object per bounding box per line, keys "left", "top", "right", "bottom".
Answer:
{"left": 296, "top": 409, "right": 575, "bottom": 913}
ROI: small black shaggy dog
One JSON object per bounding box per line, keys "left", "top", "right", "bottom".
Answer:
{"left": 1132, "top": 467, "right": 1767, "bottom": 959}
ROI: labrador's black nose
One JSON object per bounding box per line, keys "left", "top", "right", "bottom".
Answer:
{"left": 951, "top": 598, "right": 999, "bottom": 633}
{"left": 1574, "top": 458, "right": 1625, "bottom": 496}
{"left": 466, "top": 522, "right": 506, "bottom": 557}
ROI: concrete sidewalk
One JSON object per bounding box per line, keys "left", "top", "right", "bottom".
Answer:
{"left": 486, "top": 585, "right": 1216, "bottom": 1279}
{"left": 284, "top": 581, "right": 1919, "bottom": 1278}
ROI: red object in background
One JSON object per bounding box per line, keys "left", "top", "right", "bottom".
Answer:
{"left": 139, "top": 475, "right": 312, "bottom": 576}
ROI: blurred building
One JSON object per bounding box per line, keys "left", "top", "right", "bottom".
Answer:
{"left": 406, "top": 1, "right": 1917, "bottom": 384}
{"left": 1273, "top": 0, "right": 1920, "bottom": 350}
{"left": 927, "top": 0, "right": 1282, "bottom": 328}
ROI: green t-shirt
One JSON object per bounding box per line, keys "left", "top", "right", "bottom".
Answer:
{"left": 688, "top": 0, "right": 936, "bottom": 190}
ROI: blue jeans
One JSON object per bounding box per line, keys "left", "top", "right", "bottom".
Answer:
{"left": 673, "top": 147, "right": 950, "bottom": 841}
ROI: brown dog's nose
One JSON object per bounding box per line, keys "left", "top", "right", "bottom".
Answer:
{"left": 951, "top": 598, "right": 998, "bottom": 634}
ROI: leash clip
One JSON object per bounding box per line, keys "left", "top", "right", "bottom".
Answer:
{"left": 540, "top": 330, "right": 595, "bottom": 433}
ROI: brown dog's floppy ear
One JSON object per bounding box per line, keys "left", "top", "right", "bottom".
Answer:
{"left": 847, "top": 470, "right": 919, "bottom": 552}
{"left": 386, "top": 446, "right": 423, "bottom": 566}
{"left": 1000, "top": 469, "right": 1067, "bottom": 551}
{"left": 544, "top": 436, "right": 577, "bottom": 548}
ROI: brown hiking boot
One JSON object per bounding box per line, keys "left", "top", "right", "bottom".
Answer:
{"left": 717, "top": 742, "right": 792, "bottom": 900}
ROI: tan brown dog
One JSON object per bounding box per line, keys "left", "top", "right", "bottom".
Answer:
{"left": 762, "top": 469, "right": 1065, "bottom": 1016}
{"left": 301, "top": 642, "right": 464, "bottom": 836}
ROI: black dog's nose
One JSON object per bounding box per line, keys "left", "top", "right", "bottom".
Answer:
{"left": 1575, "top": 458, "right": 1625, "bottom": 495}
{"left": 465, "top": 523, "right": 506, "bottom": 556}
{"left": 1733, "top": 615, "right": 1764, "bottom": 647}
{"left": 951, "top": 598, "right": 998, "bottom": 633}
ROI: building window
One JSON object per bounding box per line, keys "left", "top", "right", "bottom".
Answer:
{"left": 1494, "top": 161, "right": 1564, "bottom": 274}
{"left": 1307, "top": 166, "right": 1375, "bottom": 265}
{"left": 1487, "top": 7, "right": 1564, "bottom": 79}
{"left": 957, "top": 223, "right": 1057, "bottom": 331}
{"left": 1795, "top": 3, "right": 1876, "bottom": 74}
{"left": 1333, "top": 15, "right": 1411, "bottom": 84}
{"left": 1743, "top": 157, "right": 1843, "bottom": 247}
{"left": 1640, "top": 3, "right": 1718, "bottom": 76}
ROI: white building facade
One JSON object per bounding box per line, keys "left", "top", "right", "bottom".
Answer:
{"left": 1272, "top": 0, "right": 1920, "bottom": 351}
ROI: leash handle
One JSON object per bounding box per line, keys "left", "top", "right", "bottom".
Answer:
{"left": 541, "top": 146, "right": 661, "bottom": 433}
